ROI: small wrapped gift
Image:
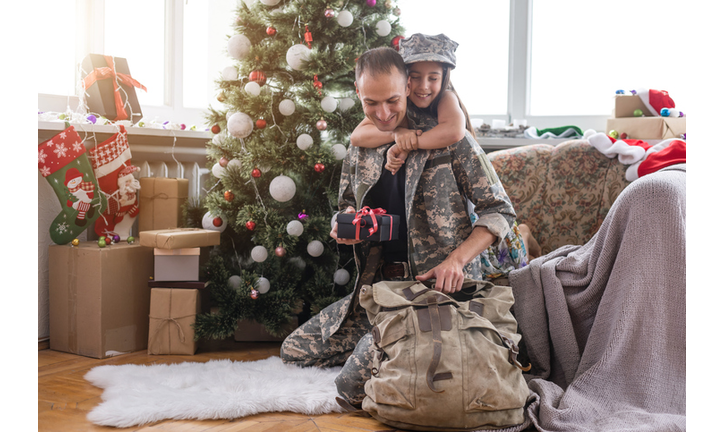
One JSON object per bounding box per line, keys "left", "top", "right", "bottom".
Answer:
{"left": 80, "top": 54, "right": 146, "bottom": 124}
{"left": 140, "top": 228, "right": 220, "bottom": 249}
{"left": 154, "top": 248, "right": 200, "bottom": 282}
{"left": 138, "top": 178, "right": 189, "bottom": 232}
{"left": 148, "top": 288, "right": 201, "bottom": 355}
{"left": 336, "top": 207, "right": 400, "bottom": 241}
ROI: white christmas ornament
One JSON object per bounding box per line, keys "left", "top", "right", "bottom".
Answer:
{"left": 228, "top": 275, "right": 242, "bottom": 289}
{"left": 321, "top": 96, "right": 338, "bottom": 113}
{"left": 286, "top": 220, "right": 304, "bottom": 236}
{"left": 227, "top": 159, "right": 243, "bottom": 170}
{"left": 222, "top": 66, "right": 239, "bottom": 81}
{"left": 202, "top": 211, "right": 228, "bottom": 232}
{"left": 212, "top": 162, "right": 226, "bottom": 178}
{"left": 228, "top": 112, "right": 254, "bottom": 138}
{"left": 375, "top": 20, "right": 392, "bottom": 36}
{"left": 256, "top": 277, "right": 270, "bottom": 294}
{"left": 286, "top": 44, "right": 311, "bottom": 70}
{"left": 279, "top": 99, "right": 296, "bottom": 116}
{"left": 228, "top": 34, "right": 251, "bottom": 60}
{"left": 337, "top": 10, "right": 353, "bottom": 27}
{"left": 212, "top": 134, "right": 224, "bottom": 145}
{"left": 307, "top": 240, "right": 324, "bottom": 257}
{"left": 338, "top": 97, "right": 355, "bottom": 112}
{"left": 334, "top": 269, "right": 351, "bottom": 286}
{"left": 226, "top": 111, "right": 236, "bottom": 120}
{"left": 296, "top": 134, "right": 314, "bottom": 151}
{"left": 331, "top": 143, "right": 348, "bottom": 160}
{"left": 244, "top": 81, "right": 261, "bottom": 96}
{"left": 251, "top": 245, "right": 269, "bottom": 262}
{"left": 259, "top": 0, "right": 281, "bottom": 5}
{"left": 269, "top": 175, "right": 296, "bottom": 202}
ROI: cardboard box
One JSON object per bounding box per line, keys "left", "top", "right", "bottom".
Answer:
{"left": 234, "top": 317, "right": 299, "bottom": 342}
{"left": 138, "top": 178, "right": 189, "bottom": 232}
{"left": 80, "top": 54, "right": 144, "bottom": 124}
{"left": 49, "top": 242, "right": 154, "bottom": 358}
{"left": 148, "top": 281, "right": 211, "bottom": 313}
{"left": 140, "top": 228, "right": 220, "bottom": 249}
{"left": 148, "top": 288, "right": 201, "bottom": 355}
{"left": 154, "top": 247, "right": 200, "bottom": 281}
{"left": 336, "top": 213, "right": 400, "bottom": 241}
{"left": 606, "top": 117, "right": 686, "bottom": 140}
{"left": 613, "top": 95, "right": 656, "bottom": 118}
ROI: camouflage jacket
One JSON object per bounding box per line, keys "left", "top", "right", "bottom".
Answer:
{"left": 320, "top": 109, "right": 518, "bottom": 341}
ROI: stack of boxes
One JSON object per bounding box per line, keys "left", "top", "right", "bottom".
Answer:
{"left": 606, "top": 92, "right": 686, "bottom": 140}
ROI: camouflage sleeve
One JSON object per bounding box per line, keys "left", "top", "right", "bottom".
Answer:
{"left": 451, "top": 132, "right": 517, "bottom": 246}
{"left": 337, "top": 149, "right": 356, "bottom": 211}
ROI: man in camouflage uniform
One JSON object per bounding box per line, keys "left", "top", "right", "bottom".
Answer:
{"left": 281, "top": 43, "right": 521, "bottom": 406}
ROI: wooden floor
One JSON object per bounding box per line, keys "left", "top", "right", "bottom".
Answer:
{"left": 38, "top": 338, "right": 396, "bottom": 432}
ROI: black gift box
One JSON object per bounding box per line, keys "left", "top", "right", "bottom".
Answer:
{"left": 81, "top": 54, "right": 144, "bottom": 124}
{"left": 337, "top": 212, "right": 400, "bottom": 241}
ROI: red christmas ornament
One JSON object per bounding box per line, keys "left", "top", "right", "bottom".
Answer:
{"left": 213, "top": 217, "right": 224, "bottom": 227}
{"left": 324, "top": 8, "right": 335, "bottom": 18}
{"left": 211, "top": 124, "right": 221, "bottom": 134}
{"left": 314, "top": 162, "right": 325, "bottom": 173}
{"left": 249, "top": 70, "right": 267, "bottom": 86}
{"left": 266, "top": 26, "right": 277, "bottom": 36}
{"left": 224, "top": 190, "right": 235, "bottom": 201}
{"left": 391, "top": 35, "right": 404, "bottom": 51}
{"left": 304, "top": 25, "right": 313, "bottom": 48}
{"left": 621, "top": 132, "right": 628, "bottom": 139}
{"left": 250, "top": 289, "right": 259, "bottom": 299}
{"left": 275, "top": 246, "right": 286, "bottom": 257}
{"left": 245, "top": 220, "right": 256, "bottom": 231}
{"left": 313, "top": 75, "right": 323, "bottom": 90}
{"left": 256, "top": 118, "right": 267, "bottom": 129}
{"left": 251, "top": 167, "right": 262, "bottom": 178}
{"left": 219, "top": 157, "right": 229, "bottom": 167}
{"left": 316, "top": 119, "right": 328, "bottom": 131}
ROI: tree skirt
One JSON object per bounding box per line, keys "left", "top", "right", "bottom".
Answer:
{"left": 85, "top": 356, "right": 343, "bottom": 428}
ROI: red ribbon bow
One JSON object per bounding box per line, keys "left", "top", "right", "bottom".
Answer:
{"left": 82, "top": 55, "right": 147, "bottom": 121}
{"left": 352, "top": 207, "right": 388, "bottom": 239}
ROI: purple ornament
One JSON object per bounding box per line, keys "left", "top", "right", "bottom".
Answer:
{"left": 367, "top": 0, "right": 377, "bottom": 5}
{"left": 87, "top": 114, "right": 97, "bottom": 124}
{"left": 113, "top": 234, "right": 121, "bottom": 243}
{"left": 180, "top": 124, "right": 186, "bottom": 130}
{"left": 630, "top": 89, "right": 637, "bottom": 95}
{"left": 298, "top": 212, "right": 309, "bottom": 220}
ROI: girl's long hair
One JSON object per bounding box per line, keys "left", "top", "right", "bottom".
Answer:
{"left": 427, "top": 65, "right": 476, "bottom": 137}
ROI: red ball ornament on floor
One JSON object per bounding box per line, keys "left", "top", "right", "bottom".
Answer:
{"left": 316, "top": 119, "right": 327, "bottom": 130}
{"left": 251, "top": 168, "right": 262, "bottom": 178}
{"left": 211, "top": 124, "right": 221, "bottom": 134}
{"left": 275, "top": 246, "right": 286, "bottom": 257}
{"left": 213, "top": 217, "right": 224, "bottom": 227}
{"left": 249, "top": 70, "right": 267, "bottom": 86}
{"left": 266, "top": 26, "right": 276, "bottom": 36}
{"left": 256, "top": 118, "right": 267, "bottom": 129}
{"left": 245, "top": 220, "right": 256, "bottom": 231}
{"left": 314, "top": 162, "right": 325, "bottom": 173}
{"left": 224, "top": 190, "right": 235, "bottom": 202}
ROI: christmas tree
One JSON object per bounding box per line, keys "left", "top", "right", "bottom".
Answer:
{"left": 193, "top": 0, "right": 404, "bottom": 340}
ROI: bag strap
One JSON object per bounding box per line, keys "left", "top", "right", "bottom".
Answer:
{"left": 499, "top": 333, "right": 532, "bottom": 372}
{"left": 426, "top": 295, "right": 445, "bottom": 393}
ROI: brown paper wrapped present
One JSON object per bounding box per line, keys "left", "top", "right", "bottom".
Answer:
{"left": 148, "top": 288, "right": 201, "bottom": 355}
{"left": 139, "top": 228, "right": 220, "bottom": 249}
{"left": 139, "top": 178, "right": 189, "bottom": 232}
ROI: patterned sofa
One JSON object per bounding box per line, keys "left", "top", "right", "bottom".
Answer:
{"left": 487, "top": 139, "right": 631, "bottom": 256}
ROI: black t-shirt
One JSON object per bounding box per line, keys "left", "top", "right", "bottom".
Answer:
{"left": 366, "top": 146, "right": 408, "bottom": 262}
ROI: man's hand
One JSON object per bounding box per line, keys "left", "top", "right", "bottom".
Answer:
{"left": 415, "top": 256, "right": 466, "bottom": 294}
{"left": 330, "top": 206, "right": 363, "bottom": 245}
{"left": 385, "top": 144, "right": 409, "bottom": 175}
{"left": 393, "top": 128, "right": 422, "bottom": 152}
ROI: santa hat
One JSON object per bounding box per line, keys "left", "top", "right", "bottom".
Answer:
{"left": 65, "top": 167, "right": 83, "bottom": 185}
{"left": 634, "top": 88, "right": 675, "bottom": 117}
{"left": 118, "top": 164, "right": 139, "bottom": 180}
{"left": 587, "top": 132, "right": 652, "bottom": 165}
{"left": 625, "top": 139, "right": 686, "bottom": 181}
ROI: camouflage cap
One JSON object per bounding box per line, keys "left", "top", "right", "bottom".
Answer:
{"left": 399, "top": 33, "right": 459, "bottom": 69}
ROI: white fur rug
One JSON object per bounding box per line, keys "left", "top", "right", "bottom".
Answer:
{"left": 84, "top": 356, "right": 343, "bottom": 428}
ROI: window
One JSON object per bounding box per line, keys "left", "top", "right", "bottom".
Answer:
{"left": 36, "top": 0, "right": 76, "bottom": 96}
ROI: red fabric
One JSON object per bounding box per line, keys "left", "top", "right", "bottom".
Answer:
{"left": 621, "top": 139, "right": 652, "bottom": 152}
{"left": 82, "top": 55, "right": 147, "bottom": 121}
{"left": 638, "top": 140, "right": 686, "bottom": 178}
{"left": 38, "top": 126, "right": 86, "bottom": 177}
{"left": 648, "top": 89, "right": 675, "bottom": 114}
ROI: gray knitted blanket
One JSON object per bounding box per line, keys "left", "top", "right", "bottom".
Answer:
{"left": 503, "top": 165, "right": 686, "bottom": 432}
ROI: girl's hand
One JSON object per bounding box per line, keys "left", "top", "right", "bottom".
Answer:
{"left": 393, "top": 128, "right": 423, "bottom": 152}
{"left": 385, "top": 144, "right": 409, "bottom": 175}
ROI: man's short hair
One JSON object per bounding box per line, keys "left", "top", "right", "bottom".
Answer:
{"left": 355, "top": 47, "right": 407, "bottom": 82}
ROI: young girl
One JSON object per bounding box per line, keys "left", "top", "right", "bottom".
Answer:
{"left": 350, "top": 33, "right": 540, "bottom": 276}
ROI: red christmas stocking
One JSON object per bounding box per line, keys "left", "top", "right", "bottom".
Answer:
{"left": 88, "top": 125, "right": 140, "bottom": 240}
{"left": 38, "top": 126, "right": 108, "bottom": 244}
